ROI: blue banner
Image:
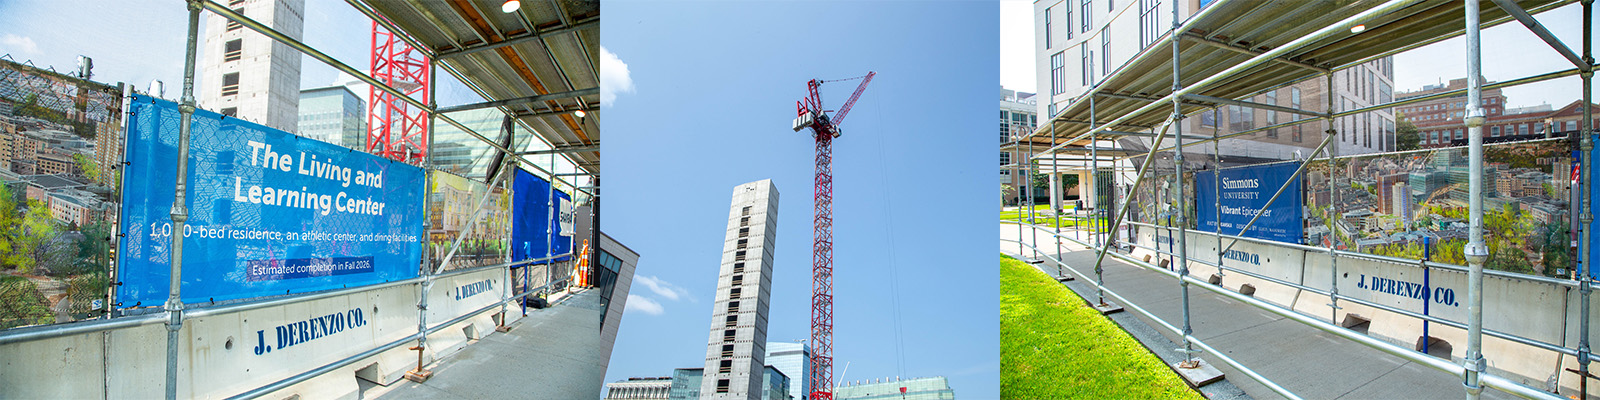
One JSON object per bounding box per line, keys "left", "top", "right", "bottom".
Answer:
{"left": 118, "top": 94, "right": 425, "bottom": 306}
{"left": 511, "top": 168, "right": 574, "bottom": 263}
{"left": 1195, "top": 162, "right": 1303, "bottom": 244}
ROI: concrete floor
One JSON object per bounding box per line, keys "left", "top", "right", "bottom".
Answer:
{"left": 368, "top": 288, "right": 609, "bottom": 400}
{"left": 1003, "top": 224, "right": 1519, "bottom": 400}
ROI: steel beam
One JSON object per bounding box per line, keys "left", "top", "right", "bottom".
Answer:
{"left": 1034, "top": 0, "right": 1423, "bottom": 159}
{"left": 435, "top": 18, "right": 599, "bottom": 60}
{"left": 1489, "top": 0, "right": 1589, "bottom": 71}
{"left": 1180, "top": 33, "right": 1331, "bottom": 73}
{"left": 517, "top": 144, "right": 600, "bottom": 155}
{"left": 1180, "top": 93, "right": 1330, "bottom": 119}
{"left": 436, "top": 87, "right": 598, "bottom": 114}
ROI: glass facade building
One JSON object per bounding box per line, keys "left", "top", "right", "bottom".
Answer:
{"left": 296, "top": 86, "right": 365, "bottom": 150}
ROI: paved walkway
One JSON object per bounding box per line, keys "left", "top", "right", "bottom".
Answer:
{"left": 369, "top": 288, "right": 609, "bottom": 399}
{"left": 1002, "top": 224, "right": 1517, "bottom": 400}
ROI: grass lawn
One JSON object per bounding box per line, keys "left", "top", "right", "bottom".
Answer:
{"left": 1000, "top": 255, "right": 1204, "bottom": 399}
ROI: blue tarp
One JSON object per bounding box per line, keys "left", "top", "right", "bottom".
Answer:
{"left": 1195, "top": 162, "right": 1304, "bottom": 244}
{"left": 118, "top": 94, "right": 425, "bottom": 306}
{"left": 511, "top": 168, "right": 574, "bottom": 264}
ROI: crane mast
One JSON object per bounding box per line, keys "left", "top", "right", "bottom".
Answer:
{"left": 791, "top": 71, "right": 874, "bottom": 400}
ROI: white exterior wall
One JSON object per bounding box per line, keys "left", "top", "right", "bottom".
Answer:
{"left": 1036, "top": 0, "right": 1193, "bottom": 119}
{"left": 199, "top": 0, "right": 303, "bottom": 133}
{"left": 702, "top": 180, "right": 779, "bottom": 400}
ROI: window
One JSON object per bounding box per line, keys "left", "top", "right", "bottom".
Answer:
{"left": 221, "top": 107, "right": 238, "bottom": 117}
{"left": 1455, "top": 129, "right": 1463, "bottom": 140}
{"left": 1265, "top": 91, "right": 1278, "bottom": 138}
{"left": 1568, "top": 121, "right": 1578, "bottom": 132}
{"left": 1140, "top": 0, "right": 1162, "bottom": 49}
{"left": 1491, "top": 126, "right": 1500, "bottom": 137}
{"left": 1199, "top": 109, "right": 1216, "bottom": 128}
{"left": 1081, "top": 46, "right": 1093, "bottom": 86}
{"left": 741, "top": 206, "right": 750, "bottom": 216}
{"left": 724, "top": 329, "right": 736, "bottom": 342}
{"left": 1535, "top": 122, "right": 1545, "bottom": 135}
{"left": 1045, "top": 7, "right": 1052, "bottom": 49}
{"left": 221, "top": 72, "right": 240, "bottom": 96}
{"left": 730, "top": 288, "right": 741, "bottom": 297}
{"left": 1000, "top": 152, "right": 1011, "bottom": 175}
{"left": 1519, "top": 124, "right": 1529, "bottom": 136}
{"left": 224, "top": 39, "right": 243, "bottom": 62}
{"left": 721, "top": 344, "right": 734, "bottom": 358}
{"left": 1101, "top": 32, "right": 1110, "bottom": 78}
{"left": 1082, "top": 0, "right": 1092, "bottom": 33}
{"left": 720, "top": 360, "right": 733, "bottom": 374}
{"left": 1228, "top": 105, "right": 1253, "bottom": 131}
{"left": 717, "top": 379, "right": 731, "bottom": 393}
{"left": 1050, "top": 52, "right": 1065, "bottom": 95}
{"left": 1064, "top": 5, "right": 1073, "bottom": 40}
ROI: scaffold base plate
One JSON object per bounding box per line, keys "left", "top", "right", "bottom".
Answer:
{"left": 404, "top": 369, "right": 434, "bottom": 383}
{"left": 1024, "top": 258, "right": 1045, "bottom": 264}
{"left": 1057, "top": 275, "right": 1075, "bottom": 282}
{"left": 1092, "top": 302, "right": 1124, "bottom": 315}
{"left": 495, "top": 325, "right": 513, "bottom": 333}
{"left": 1172, "top": 359, "right": 1225, "bottom": 387}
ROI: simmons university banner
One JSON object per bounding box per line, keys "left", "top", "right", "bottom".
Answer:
{"left": 118, "top": 94, "right": 426, "bottom": 306}
{"left": 1195, "top": 162, "right": 1303, "bottom": 244}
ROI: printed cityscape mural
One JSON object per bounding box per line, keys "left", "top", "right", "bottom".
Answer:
{"left": 0, "top": 58, "right": 123, "bottom": 328}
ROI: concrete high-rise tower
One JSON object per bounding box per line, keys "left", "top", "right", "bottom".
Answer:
{"left": 702, "top": 179, "right": 779, "bottom": 400}
{"left": 199, "top": 0, "right": 303, "bottom": 133}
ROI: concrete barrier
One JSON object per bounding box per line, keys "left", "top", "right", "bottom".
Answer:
{"left": 0, "top": 266, "right": 530, "bottom": 399}
{"left": 1080, "top": 226, "right": 1585, "bottom": 394}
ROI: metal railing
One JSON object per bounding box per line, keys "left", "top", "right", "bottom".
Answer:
{"left": 1003, "top": 221, "right": 1562, "bottom": 400}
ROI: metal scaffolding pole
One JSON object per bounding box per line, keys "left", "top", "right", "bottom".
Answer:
{"left": 1463, "top": 0, "right": 1489, "bottom": 397}
{"left": 1055, "top": 114, "right": 1065, "bottom": 277}
{"left": 1091, "top": 96, "right": 1104, "bottom": 294}
{"left": 1030, "top": 136, "right": 1038, "bottom": 259}
{"left": 1090, "top": 118, "right": 1172, "bottom": 306}
{"left": 1172, "top": 1, "right": 1198, "bottom": 368}
{"left": 408, "top": 58, "right": 439, "bottom": 383}
{"left": 1579, "top": 0, "right": 1595, "bottom": 396}
{"left": 164, "top": 3, "right": 201, "bottom": 399}
{"left": 1213, "top": 109, "right": 1223, "bottom": 279}
{"left": 1327, "top": 72, "right": 1343, "bottom": 324}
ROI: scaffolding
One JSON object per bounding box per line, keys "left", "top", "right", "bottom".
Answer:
{"left": 0, "top": 1, "right": 599, "bottom": 399}
{"left": 1005, "top": 0, "right": 1594, "bottom": 399}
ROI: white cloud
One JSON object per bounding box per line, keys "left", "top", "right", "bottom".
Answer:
{"left": 635, "top": 275, "right": 694, "bottom": 302}
{"left": 0, "top": 34, "right": 40, "bottom": 55}
{"left": 600, "top": 46, "right": 634, "bottom": 105}
{"left": 625, "top": 294, "right": 664, "bottom": 315}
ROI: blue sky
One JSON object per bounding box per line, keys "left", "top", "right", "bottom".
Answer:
{"left": 600, "top": 1, "right": 999, "bottom": 398}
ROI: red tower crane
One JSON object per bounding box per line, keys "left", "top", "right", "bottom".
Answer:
{"left": 367, "top": 21, "right": 430, "bottom": 165}
{"left": 791, "top": 71, "right": 874, "bottom": 400}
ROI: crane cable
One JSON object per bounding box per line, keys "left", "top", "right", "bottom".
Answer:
{"left": 870, "top": 83, "right": 909, "bottom": 380}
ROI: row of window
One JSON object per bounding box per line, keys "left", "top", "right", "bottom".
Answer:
{"left": 1045, "top": 0, "right": 1166, "bottom": 100}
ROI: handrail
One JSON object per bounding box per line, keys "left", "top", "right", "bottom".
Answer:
{"left": 0, "top": 253, "right": 571, "bottom": 346}
{"left": 1003, "top": 225, "right": 1561, "bottom": 399}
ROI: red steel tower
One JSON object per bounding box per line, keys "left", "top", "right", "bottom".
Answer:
{"left": 791, "top": 71, "right": 873, "bottom": 400}
{"left": 367, "top": 21, "right": 430, "bottom": 164}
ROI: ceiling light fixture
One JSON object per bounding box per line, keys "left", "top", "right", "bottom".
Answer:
{"left": 501, "top": 0, "right": 520, "bottom": 14}
{"left": 1350, "top": 24, "right": 1366, "bottom": 34}
{"left": 574, "top": 110, "right": 587, "bottom": 118}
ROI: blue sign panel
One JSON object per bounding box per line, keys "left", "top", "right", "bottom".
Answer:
{"left": 511, "top": 168, "right": 575, "bottom": 264}
{"left": 118, "top": 94, "right": 425, "bottom": 306}
{"left": 1195, "top": 161, "right": 1303, "bottom": 244}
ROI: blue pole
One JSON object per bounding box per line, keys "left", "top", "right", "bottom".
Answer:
{"left": 1423, "top": 236, "right": 1432, "bottom": 354}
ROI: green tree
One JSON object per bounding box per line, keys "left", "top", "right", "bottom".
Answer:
{"left": 72, "top": 154, "right": 100, "bottom": 183}
{"left": 1396, "top": 118, "right": 1422, "bottom": 151}
{"left": 6, "top": 200, "right": 63, "bottom": 274}
{"left": 0, "top": 276, "right": 52, "bottom": 329}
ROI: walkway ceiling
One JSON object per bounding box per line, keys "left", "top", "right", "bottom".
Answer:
{"left": 362, "top": 0, "right": 600, "bottom": 175}
{"left": 1028, "top": 0, "right": 1572, "bottom": 152}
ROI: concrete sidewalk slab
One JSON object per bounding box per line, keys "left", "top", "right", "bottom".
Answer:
{"left": 370, "top": 289, "right": 609, "bottom": 400}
